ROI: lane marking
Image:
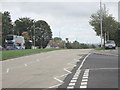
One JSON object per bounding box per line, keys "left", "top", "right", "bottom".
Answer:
{"left": 36, "top": 59, "right": 40, "bottom": 62}
{"left": 64, "top": 68, "right": 72, "bottom": 74}
{"left": 70, "top": 80, "right": 77, "bottom": 82}
{"left": 24, "top": 64, "right": 27, "bottom": 67}
{"left": 58, "top": 73, "right": 68, "bottom": 78}
{"left": 82, "top": 79, "right": 88, "bottom": 82}
{"left": 54, "top": 77, "right": 63, "bottom": 83}
{"left": 69, "top": 83, "right": 75, "bottom": 86}
{"left": 72, "top": 77, "right": 78, "bottom": 80}
{"left": 67, "top": 53, "right": 91, "bottom": 89}
{"left": 89, "top": 68, "right": 119, "bottom": 70}
{"left": 80, "top": 69, "right": 90, "bottom": 88}
{"left": 67, "top": 86, "right": 74, "bottom": 89}
{"left": 78, "top": 53, "right": 91, "bottom": 70}
{"left": 81, "top": 82, "right": 87, "bottom": 85}
{"left": 6, "top": 68, "right": 9, "bottom": 73}
{"left": 82, "top": 76, "right": 88, "bottom": 79}
{"left": 49, "top": 83, "right": 62, "bottom": 88}
{"left": 80, "top": 86, "right": 87, "bottom": 88}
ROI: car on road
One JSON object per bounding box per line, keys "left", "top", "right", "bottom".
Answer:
{"left": 105, "top": 40, "right": 116, "bottom": 49}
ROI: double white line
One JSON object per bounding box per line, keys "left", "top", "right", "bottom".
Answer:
{"left": 67, "top": 53, "right": 91, "bottom": 89}
{"left": 80, "top": 69, "right": 90, "bottom": 88}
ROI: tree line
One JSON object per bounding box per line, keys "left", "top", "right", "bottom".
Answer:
{"left": 89, "top": 5, "right": 120, "bottom": 47}
{"left": 1, "top": 11, "right": 52, "bottom": 49}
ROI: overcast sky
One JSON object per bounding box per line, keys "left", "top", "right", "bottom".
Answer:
{"left": 0, "top": 0, "right": 119, "bottom": 44}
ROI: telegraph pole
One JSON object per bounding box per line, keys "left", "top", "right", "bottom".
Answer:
{"left": 100, "top": 0, "right": 103, "bottom": 48}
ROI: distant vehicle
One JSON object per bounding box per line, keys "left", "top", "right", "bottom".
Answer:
{"left": 5, "top": 35, "right": 25, "bottom": 50}
{"left": 105, "top": 40, "right": 116, "bottom": 49}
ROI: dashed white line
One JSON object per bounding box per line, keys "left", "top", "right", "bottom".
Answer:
{"left": 80, "top": 86, "right": 87, "bottom": 88}
{"left": 49, "top": 83, "right": 62, "bottom": 88}
{"left": 70, "top": 80, "right": 77, "bottom": 83}
{"left": 54, "top": 77, "right": 63, "bottom": 83}
{"left": 81, "top": 82, "right": 87, "bottom": 85}
{"left": 67, "top": 86, "right": 74, "bottom": 89}
{"left": 6, "top": 68, "right": 9, "bottom": 73}
{"left": 82, "top": 79, "right": 88, "bottom": 82}
{"left": 67, "top": 53, "right": 91, "bottom": 89}
{"left": 82, "top": 76, "right": 88, "bottom": 79}
{"left": 64, "top": 68, "right": 72, "bottom": 74}
{"left": 69, "top": 83, "right": 75, "bottom": 86}
{"left": 80, "top": 69, "right": 90, "bottom": 88}
{"left": 24, "top": 64, "right": 28, "bottom": 67}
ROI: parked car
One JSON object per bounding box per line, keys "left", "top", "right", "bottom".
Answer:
{"left": 105, "top": 40, "right": 116, "bottom": 49}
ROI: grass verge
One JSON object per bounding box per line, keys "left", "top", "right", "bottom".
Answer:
{"left": 1, "top": 48, "right": 61, "bottom": 60}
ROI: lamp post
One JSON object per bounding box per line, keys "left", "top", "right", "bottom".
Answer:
{"left": 100, "top": 0, "right": 103, "bottom": 48}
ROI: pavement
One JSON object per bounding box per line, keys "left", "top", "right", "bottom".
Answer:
{"left": 1, "top": 49, "right": 92, "bottom": 88}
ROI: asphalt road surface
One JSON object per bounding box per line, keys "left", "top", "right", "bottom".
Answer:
{"left": 59, "top": 53, "right": 118, "bottom": 89}
{"left": 1, "top": 49, "right": 118, "bottom": 89}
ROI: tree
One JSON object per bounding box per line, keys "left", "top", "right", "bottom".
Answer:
{"left": 34, "top": 20, "right": 52, "bottom": 48}
{"left": 2, "top": 11, "right": 13, "bottom": 47}
{"left": 14, "top": 17, "right": 34, "bottom": 37}
{"left": 48, "top": 37, "right": 65, "bottom": 48}
{"left": 72, "top": 41, "right": 80, "bottom": 49}
{"left": 89, "top": 9, "right": 118, "bottom": 47}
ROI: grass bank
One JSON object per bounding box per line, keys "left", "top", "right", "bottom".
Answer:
{"left": 1, "top": 48, "right": 61, "bottom": 60}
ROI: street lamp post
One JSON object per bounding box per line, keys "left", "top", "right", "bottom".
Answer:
{"left": 100, "top": 0, "right": 103, "bottom": 48}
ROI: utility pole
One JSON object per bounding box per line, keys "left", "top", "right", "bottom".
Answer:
{"left": 100, "top": 0, "right": 103, "bottom": 48}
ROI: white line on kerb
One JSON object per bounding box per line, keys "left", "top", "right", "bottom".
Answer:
{"left": 6, "top": 68, "right": 9, "bottom": 73}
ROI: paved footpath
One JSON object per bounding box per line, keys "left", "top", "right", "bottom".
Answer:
{"left": 2, "top": 49, "right": 91, "bottom": 88}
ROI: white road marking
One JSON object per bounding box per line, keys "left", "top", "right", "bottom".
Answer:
{"left": 67, "top": 86, "right": 74, "bottom": 89}
{"left": 36, "top": 59, "right": 39, "bottom": 62}
{"left": 89, "top": 67, "right": 119, "bottom": 70}
{"left": 54, "top": 77, "right": 63, "bottom": 83}
{"left": 69, "top": 83, "right": 75, "bottom": 86}
{"left": 58, "top": 73, "right": 68, "bottom": 78}
{"left": 66, "top": 53, "right": 91, "bottom": 89}
{"left": 49, "top": 83, "right": 62, "bottom": 88}
{"left": 78, "top": 53, "right": 91, "bottom": 70}
{"left": 70, "top": 80, "right": 77, "bottom": 82}
{"left": 83, "top": 74, "right": 89, "bottom": 77}
{"left": 24, "top": 64, "right": 27, "bottom": 67}
{"left": 82, "top": 79, "right": 88, "bottom": 82}
{"left": 80, "top": 69, "right": 90, "bottom": 88}
{"left": 80, "top": 86, "right": 87, "bottom": 88}
{"left": 64, "top": 68, "right": 72, "bottom": 74}
{"left": 83, "top": 76, "right": 88, "bottom": 79}
{"left": 81, "top": 82, "right": 87, "bottom": 85}
{"left": 6, "top": 68, "right": 9, "bottom": 73}
{"left": 72, "top": 77, "right": 78, "bottom": 80}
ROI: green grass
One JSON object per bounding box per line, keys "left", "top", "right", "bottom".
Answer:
{"left": 1, "top": 48, "right": 61, "bottom": 60}
{"left": 95, "top": 47, "right": 105, "bottom": 50}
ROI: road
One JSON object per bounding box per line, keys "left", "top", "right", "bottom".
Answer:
{"left": 1, "top": 49, "right": 118, "bottom": 89}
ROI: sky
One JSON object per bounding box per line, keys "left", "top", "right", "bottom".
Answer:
{"left": 0, "top": 0, "right": 119, "bottom": 44}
